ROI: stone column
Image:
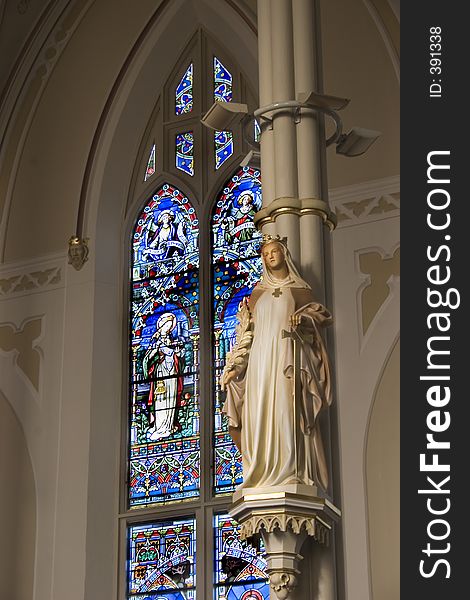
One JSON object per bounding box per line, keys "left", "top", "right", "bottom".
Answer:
{"left": 257, "top": 0, "right": 276, "bottom": 236}
{"left": 256, "top": 0, "right": 301, "bottom": 261}
{"left": 293, "top": 0, "right": 325, "bottom": 299}
{"left": 270, "top": 0, "right": 300, "bottom": 263}
{"left": 233, "top": 2, "right": 341, "bottom": 599}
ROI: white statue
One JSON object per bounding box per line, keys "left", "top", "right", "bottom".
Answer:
{"left": 221, "top": 237, "right": 333, "bottom": 490}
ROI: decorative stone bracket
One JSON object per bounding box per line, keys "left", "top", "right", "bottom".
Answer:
{"left": 68, "top": 236, "right": 89, "bottom": 270}
{"left": 230, "top": 485, "right": 341, "bottom": 599}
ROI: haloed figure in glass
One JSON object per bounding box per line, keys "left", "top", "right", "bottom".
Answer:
{"left": 145, "top": 209, "right": 188, "bottom": 260}
{"left": 143, "top": 312, "right": 185, "bottom": 441}
{"left": 223, "top": 191, "right": 256, "bottom": 245}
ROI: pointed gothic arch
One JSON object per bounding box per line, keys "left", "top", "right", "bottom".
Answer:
{"left": 122, "top": 25, "right": 269, "bottom": 600}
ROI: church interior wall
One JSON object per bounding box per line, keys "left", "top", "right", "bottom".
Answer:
{"left": 366, "top": 338, "right": 400, "bottom": 600}
{"left": 0, "top": 1, "right": 400, "bottom": 598}
{"left": 0, "top": 390, "right": 36, "bottom": 600}
{"left": 330, "top": 178, "right": 399, "bottom": 599}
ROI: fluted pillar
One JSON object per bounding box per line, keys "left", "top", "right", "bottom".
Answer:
{"left": 232, "top": 2, "right": 341, "bottom": 598}
{"left": 293, "top": 0, "right": 324, "bottom": 299}
{"left": 259, "top": 0, "right": 301, "bottom": 261}
{"left": 257, "top": 0, "right": 276, "bottom": 236}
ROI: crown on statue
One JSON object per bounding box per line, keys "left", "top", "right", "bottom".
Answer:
{"left": 261, "top": 234, "right": 288, "bottom": 247}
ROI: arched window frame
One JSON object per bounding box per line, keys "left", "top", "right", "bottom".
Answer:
{"left": 119, "top": 29, "right": 267, "bottom": 600}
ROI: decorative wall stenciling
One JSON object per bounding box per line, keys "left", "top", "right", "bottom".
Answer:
{"left": 335, "top": 193, "right": 399, "bottom": 226}
{"left": 0, "top": 266, "right": 61, "bottom": 297}
{"left": 329, "top": 177, "right": 400, "bottom": 229}
{"left": 0, "top": 318, "right": 42, "bottom": 390}
{"left": 358, "top": 246, "right": 400, "bottom": 335}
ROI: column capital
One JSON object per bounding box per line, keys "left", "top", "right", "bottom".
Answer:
{"left": 254, "top": 197, "right": 337, "bottom": 231}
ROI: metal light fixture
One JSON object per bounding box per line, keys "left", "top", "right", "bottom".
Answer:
{"left": 296, "top": 91, "right": 350, "bottom": 111}
{"left": 335, "top": 127, "right": 381, "bottom": 157}
{"left": 201, "top": 95, "right": 381, "bottom": 161}
{"left": 200, "top": 101, "right": 249, "bottom": 131}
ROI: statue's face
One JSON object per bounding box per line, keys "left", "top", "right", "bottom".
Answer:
{"left": 262, "top": 242, "right": 285, "bottom": 270}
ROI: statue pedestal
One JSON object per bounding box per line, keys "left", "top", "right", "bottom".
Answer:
{"left": 230, "top": 485, "right": 341, "bottom": 600}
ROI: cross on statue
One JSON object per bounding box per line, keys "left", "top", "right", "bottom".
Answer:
{"left": 281, "top": 325, "right": 314, "bottom": 482}
{"left": 272, "top": 287, "right": 282, "bottom": 297}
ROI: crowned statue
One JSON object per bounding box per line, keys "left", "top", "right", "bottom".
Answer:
{"left": 221, "top": 235, "right": 333, "bottom": 491}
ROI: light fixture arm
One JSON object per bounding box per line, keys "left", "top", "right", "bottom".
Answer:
{"left": 239, "top": 114, "right": 260, "bottom": 151}
{"left": 253, "top": 101, "right": 343, "bottom": 147}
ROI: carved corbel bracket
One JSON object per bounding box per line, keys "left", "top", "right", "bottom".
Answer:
{"left": 229, "top": 485, "right": 341, "bottom": 599}
{"left": 269, "top": 570, "right": 299, "bottom": 600}
{"left": 68, "top": 236, "right": 89, "bottom": 270}
{"left": 239, "top": 511, "right": 330, "bottom": 545}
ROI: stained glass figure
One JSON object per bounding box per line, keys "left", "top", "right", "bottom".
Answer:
{"left": 214, "top": 57, "right": 233, "bottom": 103}
{"left": 128, "top": 517, "right": 196, "bottom": 600}
{"left": 144, "top": 144, "right": 156, "bottom": 181}
{"left": 175, "top": 64, "right": 193, "bottom": 115}
{"left": 213, "top": 514, "right": 269, "bottom": 600}
{"left": 176, "top": 132, "right": 194, "bottom": 176}
{"left": 215, "top": 130, "right": 234, "bottom": 169}
{"left": 211, "top": 167, "right": 262, "bottom": 494}
{"left": 130, "top": 184, "right": 200, "bottom": 506}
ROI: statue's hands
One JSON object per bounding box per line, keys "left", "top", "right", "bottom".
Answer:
{"left": 290, "top": 313, "right": 303, "bottom": 328}
{"left": 221, "top": 368, "right": 237, "bottom": 391}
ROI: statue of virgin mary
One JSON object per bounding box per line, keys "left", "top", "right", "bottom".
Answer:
{"left": 221, "top": 237, "right": 333, "bottom": 491}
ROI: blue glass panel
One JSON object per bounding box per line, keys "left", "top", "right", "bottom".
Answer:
{"left": 144, "top": 144, "right": 156, "bottom": 181}
{"left": 128, "top": 518, "right": 196, "bottom": 599}
{"left": 212, "top": 167, "right": 262, "bottom": 494}
{"left": 215, "top": 130, "right": 234, "bottom": 169}
{"left": 129, "top": 594, "right": 194, "bottom": 600}
{"left": 176, "top": 132, "right": 194, "bottom": 176}
{"left": 214, "top": 57, "right": 233, "bottom": 103}
{"left": 175, "top": 64, "right": 193, "bottom": 115}
{"left": 213, "top": 514, "right": 269, "bottom": 600}
{"left": 130, "top": 184, "right": 200, "bottom": 506}
{"left": 130, "top": 594, "right": 195, "bottom": 600}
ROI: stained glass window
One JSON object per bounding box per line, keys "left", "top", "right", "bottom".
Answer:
{"left": 175, "top": 64, "right": 193, "bottom": 115}
{"left": 212, "top": 167, "right": 262, "bottom": 494}
{"left": 128, "top": 36, "right": 265, "bottom": 598}
{"left": 144, "top": 144, "right": 156, "bottom": 181}
{"left": 130, "top": 184, "right": 200, "bottom": 506}
{"left": 215, "top": 130, "right": 234, "bottom": 170}
{"left": 176, "top": 132, "right": 194, "bottom": 176}
{"left": 128, "top": 517, "right": 196, "bottom": 599}
{"left": 214, "top": 57, "right": 233, "bottom": 103}
{"left": 213, "top": 56, "right": 234, "bottom": 169}
{"left": 214, "top": 514, "right": 269, "bottom": 600}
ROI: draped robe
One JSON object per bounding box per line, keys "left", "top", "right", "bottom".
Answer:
{"left": 223, "top": 279, "right": 332, "bottom": 490}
